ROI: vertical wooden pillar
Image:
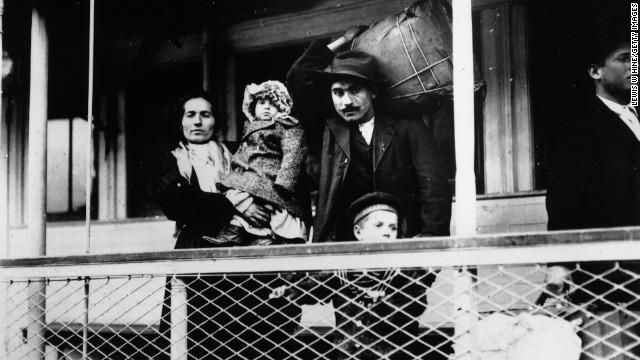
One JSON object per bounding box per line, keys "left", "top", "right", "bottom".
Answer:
{"left": 211, "top": 46, "right": 235, "bottom": 142}
{"left": 9, "top": 88, "right": 25, "bottom": 227}
{"left": 28, "top": 5, "right": 48, "bottom": 255}
{"left": 97, "top": 88, "right": 125, "bottom": 221}
{"left": 453, "top": 1, "right": 478, "bottom": 359}
{"left": 26, "top": 280, "right": 47, "bottom": 360}
{"left": 84, "top": 0, "right": 95, "bottom": 254}
{"left": 115, "top": 87, "right": 127, "bottom": 219}
{"left": 26, "top": 5, "right": 48, "bottom": 359}
{"left": 452, "top": 266, "right": 478, "bottom": 360}
{"left": 97, "top": 93, "right": 110, "bottom": 220}
{"left": 82, "top": 278, "right": 90, "bottom": 360}
{"left": 480, "top": 4, "right": 534, "bottom": 194}
{"left": 453, "top": 0, "right": 477, "bottom": 235}
{"left": 170, "top": 277, "right": 188, "bottom": 360}
{"left": 510, "top": 4, "right": 534, "bottom": 192}
{"left": 225, "top": 56, "right": 238, "bottom": 141}
{"left": 202, "top": 27, "right": 210, "bottom": 92}
{"left": 0, "top": 0, "right": 6, "bottom": 257}
{"left": 0, "top": 34, "right": 6, "bottom": 359}
{"left": 0, "top": 8, "right": 10, "bottom": 360}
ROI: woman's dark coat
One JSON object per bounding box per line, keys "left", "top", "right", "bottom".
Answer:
{"left": 152, "top": 148, "right": 300, "bottom": 359}
{"left": 151, "top": 150, "right": 236, "bottom": 248}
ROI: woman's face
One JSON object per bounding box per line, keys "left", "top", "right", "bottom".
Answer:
{"left": 182, "top": 97, "right": 215, "bottom": 144}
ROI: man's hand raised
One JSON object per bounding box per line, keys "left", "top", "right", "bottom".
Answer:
{"left": 328, "top": 25, "right": 369, "bottom": 53}
{"left": 343, "top": 25, "right": 368, "bottom": 42}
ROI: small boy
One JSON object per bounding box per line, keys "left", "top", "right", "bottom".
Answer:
{"left": 272, "top": 192, "right": 436, "bottom": 359}
{"left": 212, "top": 80, "right": 311, "bottom": 246}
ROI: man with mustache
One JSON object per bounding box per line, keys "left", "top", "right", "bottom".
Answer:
{"left": 287, "top": 26, "right": 451, "bottom": 243}
{"left": 546, "top": 29, "right": 640, "bottom": 357}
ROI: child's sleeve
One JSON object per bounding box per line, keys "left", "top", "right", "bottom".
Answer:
{"left": 275, "top": 126, "right": 309, "bottom": 194}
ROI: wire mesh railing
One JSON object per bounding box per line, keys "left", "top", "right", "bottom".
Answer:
{"left": 1, "top": 227, "right": 640, "bottom": 359}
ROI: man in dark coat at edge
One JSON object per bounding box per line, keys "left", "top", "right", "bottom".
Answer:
{"left": 545, "top": 27, "right": 640, "bottom": 357}
{"left": 286, "top": 26, "right": 452, "bottom": 243}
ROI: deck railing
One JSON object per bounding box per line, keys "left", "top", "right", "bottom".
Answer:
{"left": 1, "top": 227, "right": 639, "bottom": 359}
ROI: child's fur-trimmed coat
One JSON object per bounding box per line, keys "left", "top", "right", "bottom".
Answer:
{"left": 219, "top": 81, "right": 311, "bottom": 221}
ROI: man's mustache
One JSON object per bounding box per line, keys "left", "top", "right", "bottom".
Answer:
{"left": 342, "top": 106, "right": 360, "bottom": 113}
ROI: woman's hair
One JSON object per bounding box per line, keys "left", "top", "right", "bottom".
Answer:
{"left": 173, "top": 90, "right": 227, "bottom": 143}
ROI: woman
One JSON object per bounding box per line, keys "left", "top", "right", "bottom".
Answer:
{"left": 152, "top": 91, "right": 268, "bottom": 249}
{"left": 153, "top": 91, "right": 300, "bottom": 360}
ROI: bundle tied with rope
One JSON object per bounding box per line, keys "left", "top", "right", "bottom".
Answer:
{"left": 351, "top": 0, "right": 485, "bottom": 116}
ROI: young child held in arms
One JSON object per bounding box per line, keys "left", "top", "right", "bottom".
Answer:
{"left": 271, "top": 192, "right": 436, "bottom": 359}
{"left": 211, "top": 80, "right": 311, "bottom": 246}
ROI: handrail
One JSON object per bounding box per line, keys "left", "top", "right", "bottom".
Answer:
{"left": 1, "top": 227, "right": 640, "bottom": 279}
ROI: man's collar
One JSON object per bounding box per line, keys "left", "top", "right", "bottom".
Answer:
{"left": 357, "top": 117, "right": 375, "bottom": 129}
{"left": 597, "top": 95, "right": 633, "bottom": 115}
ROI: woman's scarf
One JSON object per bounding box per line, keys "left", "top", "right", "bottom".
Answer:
{"left": 171, "top": 140, "right": 232, "bottom": 193}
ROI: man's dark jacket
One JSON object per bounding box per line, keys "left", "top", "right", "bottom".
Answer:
{"left": 546, "top": 95, "right": 640, "bottom": 308}
{"left": 546, "top": 96, "right": 640, "bottom": 230}
{"left": 287, "top": 40, "right": 452, "bottom": 243}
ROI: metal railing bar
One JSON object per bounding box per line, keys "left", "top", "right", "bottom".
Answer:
{"left": 3, "top": 227, "right": 640, "bottom": 268}
{"left": 1, "top": 239, "right": 639, "bottom": 279}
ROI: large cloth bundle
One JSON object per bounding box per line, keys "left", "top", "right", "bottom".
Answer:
{"left": 352, "top": 0, "right": 484, "bottom": 116}
{"left": 469, "top": 313, "right": 582, "bottom": 360}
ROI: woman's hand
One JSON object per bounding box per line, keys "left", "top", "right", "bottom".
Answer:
{"left": 241, "top": 203, "right": 271, "bottom": 227}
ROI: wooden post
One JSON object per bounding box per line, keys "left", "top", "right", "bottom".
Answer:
{"left": 0, "top": 0, "right": 7, "bottom": 257}
{"left": 225, "top": 56, "right": 238, "bottom": 141}
{"left": 115, "top": 87, "right": 127, "bottom": 219}
{"left": 453, "top": 0, "right": 477, "bottom": 235}
{"left": 452, "top": 0, "right": 478, "bottom": 359}
{"left": 27, "top": 280, "right": 47, "bottom": 360}
{"left": 28, "top": 4, "right": 48, "bottom": 256}
{"left": 27, "top": 5, "right": 48, "bottom": 359}
{"left": 82, "top": 278, "right": 90, "bottom": 360}
{"left": 97, "top": 93, "right": 111, "bottom": 220}
{"left": 0, "top": 1, "right": 7, "bottom": 354}
{"left": 479, "top": 4, "right": 534, "bottom": 194}
{"left": 452, "top": 266, "right": 478, "bottom": 360}
{"left": 0, "top": 7, "right": 9, "bottom": 360}
{"left": 170, "top": 277, "right": 188, "bottom": 360}
{"left": 84, "top": 0, "right": 95, "bottom": 254}
{"left": 202, "top": 27, "right": 210, "bottom": 92}
{"left": 8, "top": 85, "right": 25, "bottom": 227}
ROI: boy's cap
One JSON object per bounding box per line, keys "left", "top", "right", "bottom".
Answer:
{"left": 347, "top": 192, "right": 404, "bottom": 226}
